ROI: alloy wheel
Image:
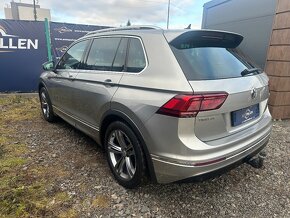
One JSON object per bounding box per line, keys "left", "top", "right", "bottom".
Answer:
{"left": 40, "top": 92, "right": 49, "bottom": 117}
{"left": 108, "top": 130, "right": 136, "bottom": 180}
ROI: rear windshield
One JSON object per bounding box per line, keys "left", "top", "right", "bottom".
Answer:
{"left": 171, "top": 46, "right": 255, "bottom": 80}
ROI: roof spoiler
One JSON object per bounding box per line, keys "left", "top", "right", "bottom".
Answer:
{"left": 169, "top": 30, "right": 244, "bottom": 49}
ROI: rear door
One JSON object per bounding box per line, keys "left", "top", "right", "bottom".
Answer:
{"left": 73, "top": 36, "right": 128, "bottom": 128}
{"left": 168, "top": 31, "right": 270, "bottom": 142}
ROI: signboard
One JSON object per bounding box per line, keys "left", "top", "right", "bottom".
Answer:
{"left": 50, "top": 22, "right": 109, "bottom": 60}
{"left": 0, "top": 19, "right": 47, "bottom": 92}
{"left": 0, "top": 19, "right": 109, "bottom": 92}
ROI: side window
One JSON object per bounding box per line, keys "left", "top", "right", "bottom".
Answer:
{"left": 57, "top": 40, "right": 88, "bottom": 69}
{"left": 112, "top": 38, "right": 128, "bottom": 72}
{"left": 127, "top": 38, "right": 146, "bottom": 73}
{"left": 85, "top": 37, "right": 121, "bottom": 71}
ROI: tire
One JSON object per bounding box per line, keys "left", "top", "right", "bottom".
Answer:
{"left": 39, "top": 87, "right": 56, "bottom": 122}
{"left": 105, "top": 121, "right": 146, "bottom": 189}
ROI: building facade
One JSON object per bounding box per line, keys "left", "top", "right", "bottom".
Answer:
{"left": 202, "top": 0, "right": 276, "bottom": 69}
{"left": 202, "top": 0, "right": 290, "bottom": 119}
{"left": 4, "top": 1, "right": 51, "bottom": 21}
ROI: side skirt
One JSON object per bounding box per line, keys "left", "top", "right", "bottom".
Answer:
{"left": 53, "top": 106, "right": 101, "bottom": 144}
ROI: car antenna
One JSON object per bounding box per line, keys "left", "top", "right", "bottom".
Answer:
{"left": 185, "top": 24, "right": 191, "bottom": 29}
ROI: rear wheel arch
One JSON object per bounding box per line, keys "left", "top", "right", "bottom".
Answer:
{"left": 100, "top": 110, "right": 157, "bottom": 183}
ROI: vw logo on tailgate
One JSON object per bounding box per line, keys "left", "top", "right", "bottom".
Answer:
{"left": 251, "top": 88, "right": 257, "bottom": 100}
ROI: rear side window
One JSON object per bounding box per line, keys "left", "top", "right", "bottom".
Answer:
{"left": 85, "top": 37, "right": 121, "bottom": 71}
{"left": 57, "top": 40, "right": 88, "bottom": 69}
{"left": 126, "top": 38, "right": 146, "bottom": 73}
{"left": 171, "top": 46, "right": 250, "bottom": 80}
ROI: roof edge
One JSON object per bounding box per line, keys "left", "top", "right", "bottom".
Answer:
{"left": 203, "top": 0, "right": 232, "bottom": 9}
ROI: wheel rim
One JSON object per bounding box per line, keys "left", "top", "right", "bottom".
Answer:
{"left": 108, "top": 130, "right": 136, "bottom": 180}
{"left": 40, "top": 92, "right": 49, "bottom": 117}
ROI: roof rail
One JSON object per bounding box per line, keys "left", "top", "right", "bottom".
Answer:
{"left": 85, "top": 25, "right": 162, "bottom": 36}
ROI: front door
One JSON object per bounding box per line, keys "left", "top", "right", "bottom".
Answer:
{"left": 49, "top": 39, "right": 90, "bottom": 116}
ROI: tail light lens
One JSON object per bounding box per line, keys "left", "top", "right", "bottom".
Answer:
{"left": 157, "top": 93, "right": 228, "bottom": 118}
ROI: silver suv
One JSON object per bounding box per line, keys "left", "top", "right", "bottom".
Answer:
{"left": 39, "top": 26, "right": 272, "bottom": 188}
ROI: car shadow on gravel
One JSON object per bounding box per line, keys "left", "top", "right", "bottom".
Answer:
{"left": 49, "top": 117, "right": 289, "bottom": 217}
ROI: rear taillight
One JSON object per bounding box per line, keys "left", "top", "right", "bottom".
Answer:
{"left": 157, "top": 93, "right": 228, "bottom": 118}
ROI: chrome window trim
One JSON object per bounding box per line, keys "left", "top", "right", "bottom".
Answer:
{"left": 77, "top": 35, "right": 148, "bottom": 75}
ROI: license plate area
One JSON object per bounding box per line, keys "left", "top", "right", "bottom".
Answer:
{"left": 231, "top": 104, "right": 260, "bottom": 127}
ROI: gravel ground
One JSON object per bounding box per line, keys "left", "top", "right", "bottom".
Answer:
{"left": 1, "top": 96, "right": 289, "bottom": 217}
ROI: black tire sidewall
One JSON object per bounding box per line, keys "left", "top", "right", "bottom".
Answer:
{"left": 105, "top": 121, "right": 145, "bottom": 189}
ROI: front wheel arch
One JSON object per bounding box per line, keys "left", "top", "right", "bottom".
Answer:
{"left": 38, "top": 81, "right": 48, "bottom": 94}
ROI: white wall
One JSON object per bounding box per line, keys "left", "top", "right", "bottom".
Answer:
{"left": 18, "top": 7, "right": 51, "bottom": 21}
{"left": 4, "top": 8, "right": 13, "bottom": 19}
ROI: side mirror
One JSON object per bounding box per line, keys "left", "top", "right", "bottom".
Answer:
{"left": 42, "top": 61, "right": 55, "bottom": 71}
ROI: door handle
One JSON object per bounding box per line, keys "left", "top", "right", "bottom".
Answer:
{"left": 104, "top": 79, "right": 112, "bottom": 83}
{"left": 103, "top": 79, "right": 112, "bottom": 86}
{"left": 68, "top": 74, "right": 75, "bottom": 81}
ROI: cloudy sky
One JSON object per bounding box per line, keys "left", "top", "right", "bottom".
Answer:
{"left": 0, "top": 0, "right": 210, "bottom": 29}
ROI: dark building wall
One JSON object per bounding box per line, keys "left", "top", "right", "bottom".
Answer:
{"left": 202, "top": 0, "right": 277, "bottom": 69}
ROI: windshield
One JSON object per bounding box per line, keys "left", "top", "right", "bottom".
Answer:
{"left": 171, "top": 46, "right": 258, "bottom": 80}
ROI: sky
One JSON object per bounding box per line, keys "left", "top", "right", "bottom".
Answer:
{"left": 0, "top": 0, "right": 210, "bottom": 29}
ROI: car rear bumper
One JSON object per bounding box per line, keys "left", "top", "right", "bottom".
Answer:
{"left": 151, "top": 121, "right": 271, "bottom": 184}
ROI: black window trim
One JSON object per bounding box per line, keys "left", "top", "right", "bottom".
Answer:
{"left": 111, "top": 38, "right": 125, "bottom": 72}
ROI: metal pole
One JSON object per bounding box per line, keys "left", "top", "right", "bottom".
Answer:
{"left": 33, "top": 0, "right": 37, "bottom": 21}
{"left": 167, "top": 0, "right": 170, "bottom": 29}
{"left": 44, "top": 18, "right": 53, "bottom": 61}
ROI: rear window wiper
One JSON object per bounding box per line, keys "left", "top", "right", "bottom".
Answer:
{"left": 241, "top": 68, "right": 262, "bottom": 77}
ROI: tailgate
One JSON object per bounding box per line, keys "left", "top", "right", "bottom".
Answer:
{"left": 189, "top": 73, "right": 269, "bottom": 142}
